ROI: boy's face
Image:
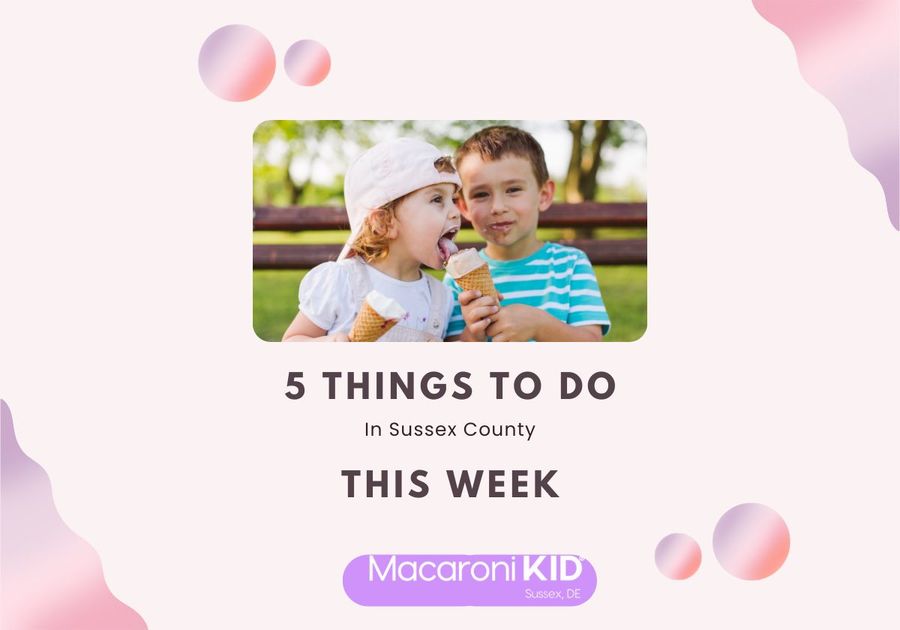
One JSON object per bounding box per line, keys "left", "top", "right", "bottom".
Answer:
{"left": 390, "top": 183, "right": 461, "bottom": 270}
{"left": 456, "top": 154, "right": 554, "bottom": 259}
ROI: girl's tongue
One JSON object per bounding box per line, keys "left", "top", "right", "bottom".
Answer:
{"left": 438, "top": 237, "right": 459, "bottom": 266}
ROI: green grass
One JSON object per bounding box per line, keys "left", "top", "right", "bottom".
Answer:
{"left": 594, "top": 265, "right": 647, "bottom": 342}
{"left": 254, "top": 269, "right": 308, "bottom": 342}
{"left": 253, "top": 264, "right": 646, "bottom": 343}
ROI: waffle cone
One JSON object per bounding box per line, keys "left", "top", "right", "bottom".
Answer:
{"left": 455, "top": 264, "right": 498, "bottom": 298}
{"left": 349, "top": 301, "right": 399, "bottom": 342}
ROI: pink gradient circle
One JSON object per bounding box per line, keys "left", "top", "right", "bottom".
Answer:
{"left": 198, "top": 25, "right": 275, "bottom": 101}
{"left": 713, "top": 503, "right": 790, "bottom": 580}
{"left": 284, "top": 39, "right": 331, "bottom": 86}
{"left": 655, "top": 533, "right": 701, "bottom": 579}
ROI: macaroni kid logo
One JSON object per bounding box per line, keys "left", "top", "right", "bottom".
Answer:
{"left": 343, "top": 554, "right": 597, "bottom": 606}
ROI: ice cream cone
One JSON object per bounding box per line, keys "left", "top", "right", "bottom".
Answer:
{"left": 447, "top": 249, "right": 498, "bottom": 298}
{"left": 455, "top": 264, "right": 498, "bottom": 298}
{"left": 349, "top": 290, "right": 407, "bottom": 342}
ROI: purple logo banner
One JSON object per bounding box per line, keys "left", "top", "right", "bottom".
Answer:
{"left": 344, "top": 554, "right": 597, "bottom": 606}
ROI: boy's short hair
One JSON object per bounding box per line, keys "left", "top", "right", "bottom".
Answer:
{"left": 455, "top": 126, "right": 549, "bottom": 185}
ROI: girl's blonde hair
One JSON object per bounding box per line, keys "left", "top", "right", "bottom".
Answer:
{"left": 348, "top": 197, "right": 403, "bottom": 263}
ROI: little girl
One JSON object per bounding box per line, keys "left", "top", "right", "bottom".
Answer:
{"left": 282, "top": 138, "right": 461, "bottom": 342}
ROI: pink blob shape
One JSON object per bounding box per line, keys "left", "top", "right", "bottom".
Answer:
{"left": 713, "top": 503, "right": 790, "bottom": 580}
{"left": 1, "top": 400, "right": 147, "bottom": 629}
{"left": 655, "top": 533, "right": 701, "bottom": 580}
{"left": 199, "top": 25, "right": 275, "bottom": 101}
{"left": 284, "top": 39, "right": 331, "bottom": 86}
{"left": 753, "top": 0, "right": 899, "bottom": 230}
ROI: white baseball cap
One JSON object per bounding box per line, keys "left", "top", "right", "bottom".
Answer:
{"left": 339, "top": 138, "right": 462, "bottom": 260}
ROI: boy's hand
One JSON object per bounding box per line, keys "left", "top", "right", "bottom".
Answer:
{"left": 485, "top": 304, "right": 549, "bottom": 342}
{"left": 325, "top": 332, "right": 351, "bottom": 342}
{"left": 459, "top": 289, "right": 500, "bottom": 341}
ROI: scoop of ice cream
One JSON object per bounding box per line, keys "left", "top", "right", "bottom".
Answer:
{"left": 364, "top": 290, "right": 407, "bottom": 321}
{"left": 445, "top": 248, "right": 486, "bottom": 278}
{"left": 438, "top": 236, "right": 459, "bottom": 266}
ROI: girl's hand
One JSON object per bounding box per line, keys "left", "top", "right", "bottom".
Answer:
{"left": 327, "top": 332, "right": 351, "bottom": 342}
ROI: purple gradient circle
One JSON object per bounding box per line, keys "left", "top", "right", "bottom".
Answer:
{"left": 284, "top": 39, "right": 331, "bottom": 86}
{"left": 713, "top": 503, "right": 790, "bottom": 580}
{"left": 198, "top": 25, "right": 275, "bottom": 101}
{"left": 655, "top": 533, "right": 701, "bottom": 580}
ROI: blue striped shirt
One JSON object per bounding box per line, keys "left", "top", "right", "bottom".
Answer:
{"left": 443, "top": 243, "right": 611, "bottom": 339}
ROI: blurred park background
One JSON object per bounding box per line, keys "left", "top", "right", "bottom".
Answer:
{"left": 253, "top": 120, "right": 647, "bottom": 342}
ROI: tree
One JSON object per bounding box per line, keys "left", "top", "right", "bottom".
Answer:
{"left": 564, "top": 120, "right": 637, "bottom": 202}
{"left": 252, "top": 121, "right": 510, "bottom": 206}
{"left": 253, "top": 120, "right": 362, "bottom": 206}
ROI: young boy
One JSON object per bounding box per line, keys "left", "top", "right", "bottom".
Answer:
{"left": 444, "top": 126, "right": 610, "bottom": 342}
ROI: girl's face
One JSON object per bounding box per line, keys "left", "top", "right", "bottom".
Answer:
{"left": 390, "top": 183, "right": 461, "bottom": 270}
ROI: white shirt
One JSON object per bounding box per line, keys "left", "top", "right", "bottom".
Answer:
{"left": 298, "top": 259, "right": 454, "bottom": 337}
